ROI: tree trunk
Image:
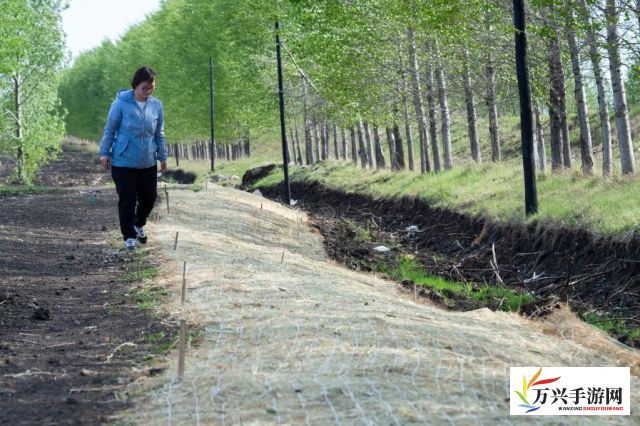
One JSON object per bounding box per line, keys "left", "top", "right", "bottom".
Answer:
{"left": 545, "top": 9, "right": 571, "bottom": 169}
{"left": 357, "top": 120, "right": 368, "bottom": 169}
{"left": 294, "top": 124, "right": 303, "bottom": 165}
{"left": 333, "top": 124, "right": 339, "bottom": 160}
{"left": 363, "top": 122, "right": 374, "bottom": 169}
{"left": 565, "top": 7, "right": 594, "bottom": 176}
{"left": 578, "top": 0, "right": 612, "bottom": 177}
{"left": 287, "top": 121, "right": 294, "bottom": 165}
{"left": 302, "top": 78, "right": 313, "bottom": 165}
{"left": 341, "top": 127, "right": 348, "bottom": 160}
{"left": 13, "top": 75, "right": 26, "bottom": 184}
{"left": 485, "top": 52, "right": 501, "bottom": 162}
{"left": 320, "top": 121, "right": 328, "bottom": 161}
{"left": 407, "top": 28, "right": 428, "bottom": 173}
{"left": 462, "top": 48, "right": 480, "bottom": 163}
{"left": 606, "top": 0, "right": 636, "bottom": 174}
{"left": 533, "top": 104, "right": 547, "bottom": 173}
{"left": 557, "top": 58, "right": 572, "bottom": 169}
{"left": 386, "top": 127, "right": 396, "bottom": 170}
{"left": 425, "top": 58, "right": 441, "bottom": 171}
{"left": 373, "top": 126, "right": 386, "bottom": 169}
{"left": 393, "top": 123, "right": 406, "bottom": 170}
{"left": 435, "top": 45, "right": 453, "bottom": 170}
{"left": 402, "top": 91, "right": 419, "bottom": 171}
{"left": 313, "top": 120, "right": 321, "bottom": 162}
{"left": 546, "top": 16, "right": 565, "bottom": 172}
{"left": 350, "top": 127, "right": 358, "bottom": 165}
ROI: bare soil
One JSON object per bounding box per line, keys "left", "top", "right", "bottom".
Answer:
{"left": 259, "top": 180, "right": 640, "bottom": 348}
{"left": 0, "top": 145, "right": 173, "bottom": 425}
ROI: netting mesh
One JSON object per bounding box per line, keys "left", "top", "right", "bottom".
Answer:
{"left": 123, "top": 186, "right": 639, "bottom": 425}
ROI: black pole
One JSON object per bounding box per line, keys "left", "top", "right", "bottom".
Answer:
{"left": 513, "top": 0, "right": 538, "bottom": 216}
{"left": 209, "top": 57, "right": 216, "bottom": 173}
{"left": 275, "top": 21, "right": 292, "bottom": 205}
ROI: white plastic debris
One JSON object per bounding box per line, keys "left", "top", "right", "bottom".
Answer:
{"left": 289, "top": 199, "right": 298, "bottom": 207}
{"left": 252, "top": 189, "right": 263, "bottom": 197}
{"left": 524, "top": 271, "right": 546, "bottom": 284}
{"left": 374, "top": 245, "right": 391, "bottom": 253}
{"left": 405, "top": 225, "right": 419, "bottom": 232}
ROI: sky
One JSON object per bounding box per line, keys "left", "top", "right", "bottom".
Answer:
{"left": 62, "top": 0, "right": 161, "bottom": 61}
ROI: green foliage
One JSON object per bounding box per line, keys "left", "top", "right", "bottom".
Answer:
{"left": 626, "top": 59, "right": 640, "bottom": 108}
{"left": 0, "top": 0, "right": 67, "bottom": 184}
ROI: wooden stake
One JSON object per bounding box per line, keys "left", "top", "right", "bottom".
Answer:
{"left": 281, "top": 251, "right": 285, "bottom": 263}
{"left": 174, "top": 231, "right": 179, "bottom": 251}
{"left": 181, "top": 261, "right": 187, "bottom": 304}
{"left": 413, "top": 283, "right": 417, "bottom": 302}
{"left": 178, "top": 320, "right": 186, "bottom": 380}
{"left": 260, "top": 203, "right": 263, "bottom": 210}
{"left": 165, "top": 192, "right": 170, "bottom": 213}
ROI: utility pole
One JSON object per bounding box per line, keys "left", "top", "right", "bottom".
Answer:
{"left": 513, "top": 0, "right": 538, "bottom": 216}
{"left": 209, "top": 57, "right": 216, "bottom": 173}
{"left": 275, "top": 21, "right": 292, "bottom": 205}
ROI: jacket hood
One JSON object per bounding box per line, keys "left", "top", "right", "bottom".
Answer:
{"left": 116, "top": 89, "right": 135, "bottom": 103}
{"left": 116, "top": 89, "right": 156, "bottom": 104}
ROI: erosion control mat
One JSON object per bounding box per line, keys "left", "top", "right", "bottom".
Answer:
{"left": 122, "top": 185, "right": 639, "bottom": 424}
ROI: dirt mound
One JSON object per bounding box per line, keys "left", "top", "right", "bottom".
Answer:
{"left": 162, "top": 168, "right": 197, "bottom": 184}
{"left": 241, "top": 163, "right": 276, "bottom": 187}
{"left": 259, "top": 180, "right": 640, "bottom": 348}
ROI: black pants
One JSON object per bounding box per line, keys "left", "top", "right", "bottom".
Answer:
{"left": 111, "top": 165, "right": 157, "bottom": 241}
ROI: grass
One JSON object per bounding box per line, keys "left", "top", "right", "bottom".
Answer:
{"left": 122, "top": 264, "right": 160, "bottom": 283}
{"left": 380, "top": 255, "right": 534, "bottom": 312}
{"left": 134, "top": 285, "right": 168, "bottom": 310}
{"left": 0, "top": 184, "right": 62, "bottom": 197}
{"left": 581, "top": 312, "right": 640, "bottom": 343}
{"left": 267, "top": 159, "right": 640, "bottom": 237}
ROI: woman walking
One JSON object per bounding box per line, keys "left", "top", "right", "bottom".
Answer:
{"left": 99, "top": 66, "right": 168, "bottom": 250}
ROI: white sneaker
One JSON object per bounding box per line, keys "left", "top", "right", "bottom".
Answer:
{"left": 134, "top": 226, "right": 147, "bottom": 244}
{"left": 124, "top": 238, "right": 137, "bottom": 250}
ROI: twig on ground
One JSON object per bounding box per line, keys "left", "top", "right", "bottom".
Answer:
{"left": 490, "top": 243, "right": 505, "bottom": 286}
{"left": 106, "top": 342, "right": 138, "bottom": 363}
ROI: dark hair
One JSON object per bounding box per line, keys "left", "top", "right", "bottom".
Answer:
{"left": 131, "top": 66, "right": 156, "bottom": 89}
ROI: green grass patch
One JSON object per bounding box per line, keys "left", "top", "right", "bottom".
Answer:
{"left": 252, "top": 168, "right": 286, "bottom": 189}
{"left": 134, "top": 285, "right": 167, "bottom": 310}
{"left": 122, "top": 265, "right": 159, "bottom": 283}
{"left": 353, "top": 226, "right": 372, "bottom": 242}
{"left": 382, "top": 255, "right": 533, "bottom": 312}
{"left": 581, "top": 312, "right": 640, "bottom": 343}
{"left": 284, "top": 160, "right": 640, "bottom": 237}
{"left": 0, "top": 184, "right": 62, "bottom": 197}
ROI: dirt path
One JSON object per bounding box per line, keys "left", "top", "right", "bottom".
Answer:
{"left": 127, "top": 186, "right": 639, "bottom": 425}
{"left": 0, "top": 145, "right": 172, "bottom": 425}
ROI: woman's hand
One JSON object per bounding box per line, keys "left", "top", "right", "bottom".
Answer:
{"left": 100, "top": 156, "right": 111, "bottom": 171}
{"left": 160, "top": 160, "right": 168, "bottom": 173}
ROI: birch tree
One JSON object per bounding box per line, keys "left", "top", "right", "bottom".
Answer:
{"left": 0, "top": 0, "right": 66, "bottom": 184}
{"left": 605, "top": 0, "right": 636, "bottom": 174}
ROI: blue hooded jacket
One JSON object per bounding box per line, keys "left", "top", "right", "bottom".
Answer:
{"left": 99, "top": 89, "right": 167, "bottom": 168}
